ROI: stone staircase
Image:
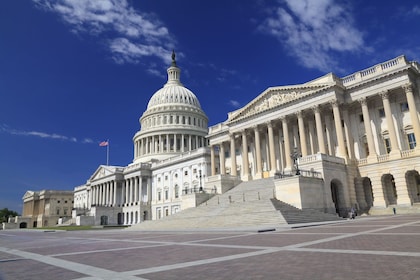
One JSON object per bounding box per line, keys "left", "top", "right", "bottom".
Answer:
{"left": 129, "top": 177, "right": 341, "bottom": 231}
{"left": 270, "top": 199, "right": 341, "bottom": 224}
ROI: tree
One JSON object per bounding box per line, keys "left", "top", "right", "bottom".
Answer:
{"left": 0, "top": 208, "right": 19, "bottom": 223}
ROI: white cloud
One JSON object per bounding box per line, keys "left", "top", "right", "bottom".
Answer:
{"left": 412, "top": 6, "right": 420, "bottom": 15}
{"left": 229, "top": 100, "right": 241, "bottom": 108}
{"left": 258, "top": 0, "right": 367, "bottom": 72}
{"left": 0, "top": 124, "right": 94, "bottom": 144}
{"left": 33, "top": 0, "right": 175, "bottom": 66}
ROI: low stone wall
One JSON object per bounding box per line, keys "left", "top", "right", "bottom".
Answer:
{"left": 274, "top": 176, "right": 325, "bottom": 210}
{"left": 206, "top": 174, "right": 241, "bottom": 194}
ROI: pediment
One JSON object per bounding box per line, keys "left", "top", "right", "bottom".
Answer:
{"left": 89, "top": 165, "right": 122, "bottom": 181}
{"left": 227, "top": 83, "right": 334, "bottom": 122}
{"left": 22, "top": 190, "right": 35, "bottom": 199}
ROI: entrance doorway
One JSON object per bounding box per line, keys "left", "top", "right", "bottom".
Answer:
{"left": 331, "top": 180, "right": 345, "bottom": 217}
{"left": 100, "top": 215, "right": 108, "bottom": 225}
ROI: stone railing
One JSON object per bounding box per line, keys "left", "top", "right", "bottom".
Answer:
{"left": 298, "top": 153, "right": 345, "bottom": 165}
{"left": 125, "top": 162, "right": 152, "bottom": 172}
{"left": 341, "top": 56, "right": 407, "bottom": 87}
{"left": 357, "top": 149, "right": 418, "bottom": 166}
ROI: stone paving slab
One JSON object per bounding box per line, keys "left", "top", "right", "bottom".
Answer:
{"left": 0, "top": 259, "right": 87, "bottom": 280}
{"left": 0, "top": 214, "right": 419, "bottom": 280}
{"left": 199, "top": 232, "right": 338, "bottom": 247}
{"left": 306, "top": 234, "right": 420, "bottom": 252}
{"left": 56, "top": 245, "right": 257, "bottom": 272}
{"left": 140, "top": 251, "right": 420, "bottom": 280}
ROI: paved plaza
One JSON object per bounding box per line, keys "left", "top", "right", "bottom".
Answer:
{"left": 0, "top": 214, "right": 419, "bottom": 280}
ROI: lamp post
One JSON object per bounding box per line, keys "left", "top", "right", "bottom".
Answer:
{"left": 290, "top": 147, "right": 301, "bottom": 175}
{"left": 199, "top": 170, "right": 203, "bottom": 192}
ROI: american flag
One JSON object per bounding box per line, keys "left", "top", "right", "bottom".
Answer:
{"left": 99, "top": 141, "right": 109, "bottom": 147}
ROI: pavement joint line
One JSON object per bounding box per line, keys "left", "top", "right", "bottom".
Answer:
{"left": 0, "top": 246, "right": 148, "bottom": 280}
{"left": 48, "top": 243, "right": 170, "bottom": 257}
{"left": 279, "top": 219, "right": 420, "bottom": 250}
{"left": 125, "top": 248, "right": 282, "bottom": 276}
{"left": 288, "top": 247, "right": 420, "bottom": 257}
{"left": 183, "top": 232, "right": 256, "bottom": 244}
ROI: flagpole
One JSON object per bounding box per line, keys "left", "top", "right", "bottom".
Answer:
{"left": 106, "top": 139, "right": 109, "bottom": 166}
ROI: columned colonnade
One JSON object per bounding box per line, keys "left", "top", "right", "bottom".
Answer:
{"left": 209, "top": 83, "right": 420, "bottom": 181}
{"left": 134, "top": 134, "right": 206, "bottom": 158}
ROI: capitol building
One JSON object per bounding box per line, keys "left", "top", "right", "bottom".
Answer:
{"left": 70, "top": 53, "right": 420, "bottom": 226}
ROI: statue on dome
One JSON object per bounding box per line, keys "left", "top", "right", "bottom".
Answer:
{"left": 171, "top": 50, "right": 176, "bottom": 66}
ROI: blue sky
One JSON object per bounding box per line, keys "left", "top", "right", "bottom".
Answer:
{"left": 1, "top": 0, "right": 420, "bottom": 213}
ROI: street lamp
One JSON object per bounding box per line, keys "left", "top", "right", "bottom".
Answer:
{"left": 290, "top": 147, "right": 301, "bottom": 175}
{"left": 198, "top": 170, "right": 203, "bottom": 192}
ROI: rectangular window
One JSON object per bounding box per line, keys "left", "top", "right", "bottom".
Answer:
{"left": 378, "top": 108, "right": 385, "bottom": 118}
{"left": 225, "top": 151, "right": 230, "bottom": 158}
{"left": 56, "top": 208, "right": 60, "bottom": 215}
{"left": 407, "top": 133, "right": 416, "bottom": 149}
{"left": 175, "top": 186, "right": 179, "bottom": 198}
{"left": 184, "top": 170, "right": 188, "bottom": 176}
{"left": 63, "top": 208, "right": 68, "bottom": 215}
{"left": 384, "top": 138, "right": 391, "bottom": 154}
{"left": 165, "top": 190, "right": 169, "bottom": 200}
{"left": 400, "top": 102, "right": 409, "bottom": 112}
{"left": 359, "top": 114, "right": 364, "bottom": 123}
{"left": 158, "top": 191, "right": 161, "bottom": 201}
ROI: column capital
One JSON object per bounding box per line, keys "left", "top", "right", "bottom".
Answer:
{"left": 358, "top": 97, "right": 367, "bottom": 106}
{"left": 280, "top": 115, "right": 288, "bottom": 122}
{"left": 295, "top": 110, "right": 304, "bottom": 118}
{"left": 311, "top": 105, "right": 321, "bottom": 113}
{"left": 379, "top": 90, "right": 389, "bottom": 100}
{"left": 329, "top": 99, "right": 340, "bottom": 107}
{"left": 402, "top": 83, "right": 413, "bottom": 93}
{"left": 266, "top": 120, "right": 273, "bottom": 128}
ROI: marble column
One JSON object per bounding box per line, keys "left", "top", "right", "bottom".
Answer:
{"left": 381, "top": 91, "right": 400, "bottom": 156}
{"left": 210, "top": 145, "right": 216, "bottom": 176}
{"left": 331, "top": 100, "right": 347, "bottom": 158}
{"left": 281, "top": 117, "right": 292, "bottom": 170}
{"left": 343, "top": 108, "right": 355, "bottom": 159}
{"left": 297, "top": 111, "right": 308, "bottom": 156}
{"left": 219, "top": 143, "right": 226, "bottom": 175}
{"left": 230, "top": 134, "right": 237, "bottom": 176}
{"left": 403, "top": 83, "right": 420, "bottom": 150}
{"left": 241, "top": 130, "right": 250, "bottom": 180}
{"left": 134, "top": 177, "right": 139, "bottom": 202}
{"left": 359, "top": 97, "right": 377, "bottom": 160}
{"left": 254, "top": 126, "right": 262, "bottom": 179}
{"left": 267, "top": 122, "right": 277, "bottom": 174}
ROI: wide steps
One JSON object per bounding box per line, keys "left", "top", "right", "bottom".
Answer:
{"left": 271, "top": 199, "right": 341, "bottom": 224}
{"left": 129, "top": 177, "right": 341, "bottom": 230}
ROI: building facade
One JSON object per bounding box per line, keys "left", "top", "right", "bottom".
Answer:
{"left": 73, "top": 54, "right": 420, "bottom": 226}
{"left": 207, "top": 55, "right": 420, "bottom": 216}
{"left": 73, "top": 52, "right": 212, "bottom": 226}
{"left": 21, "top": 190, "right": 74, "bottom": 228}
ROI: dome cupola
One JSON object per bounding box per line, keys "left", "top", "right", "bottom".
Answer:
{"left": 132, "top": 51, "right": 208, "bottom": 163}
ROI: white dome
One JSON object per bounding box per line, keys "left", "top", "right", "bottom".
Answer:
{"left": 133, "top": 51, "right": 209, "bottom": 164}
{"left": 147, "top": 83, "right": 201, "bottom": 109}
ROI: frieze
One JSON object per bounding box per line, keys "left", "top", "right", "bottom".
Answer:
{"left": 227, "top": 84, "right": 331, "bottom": 122}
